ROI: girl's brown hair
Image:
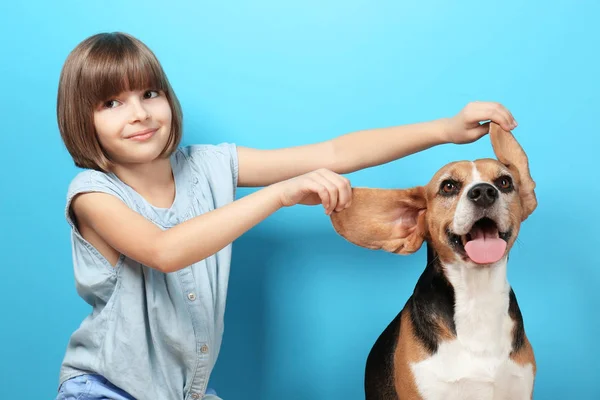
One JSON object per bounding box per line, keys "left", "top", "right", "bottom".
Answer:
{"left": 57, "top": 32, "right": 183, "bottom": 171}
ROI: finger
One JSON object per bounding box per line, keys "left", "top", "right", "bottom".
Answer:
{"left": 467, "top": 103, "right": 512, "bottom": 132}
{"left": 493, "top": 102, "right": 517, "bottom": 130}
{"left": 312, "top": 173, "right": 339, "bottom": 215}
{"left": 334, "top": 176, "right": 352, "bottom": 211}
{"left": 317, "top": 169, "right": 351, "bottom": 211}
{"left": 473, "top": 121, "right": 491, "bottom": 139}
{"left": 482, "top": 102, "right": 517, "bottom": 131}
{"left": 306, "top": 174, "right": 336, "bottom": 214}
{"left": 305, "top": 179, "right": 330, "bottom": 211}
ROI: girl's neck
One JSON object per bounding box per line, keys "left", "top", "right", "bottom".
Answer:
{"left": 111, "top": 156, "right": 176, "bottom": 208}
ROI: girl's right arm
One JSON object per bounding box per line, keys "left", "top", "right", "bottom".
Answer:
{"left": 71, "top": 168, "right": 351, "bottom": 273}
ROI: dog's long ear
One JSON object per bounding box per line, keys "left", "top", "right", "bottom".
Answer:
{"left": 329, "top": 187, "right": 427, "bottom": 254}
{"left": 490, "top": 122, "right": 537, "bottom": 220}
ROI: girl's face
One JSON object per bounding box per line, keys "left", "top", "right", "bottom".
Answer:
{"left": 93, "top": 89, "right": 172, "bottom": 166}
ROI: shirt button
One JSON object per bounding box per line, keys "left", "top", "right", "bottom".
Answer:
{"left": 191, "top": 393, "right": 201, "bottom": 399}
{"left": 188, "top": 292, "right": 196, "bottom": 301}
{"left": 200, "top": 344, "right": 209, "bottom": 353}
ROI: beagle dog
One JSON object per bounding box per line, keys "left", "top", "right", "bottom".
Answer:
{"left": 330, "top": 123, "right": 537, "bottom": 399}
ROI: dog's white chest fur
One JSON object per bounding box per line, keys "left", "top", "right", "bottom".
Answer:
{"left": 410, "top": 258, "right": 534, "bottom": 400}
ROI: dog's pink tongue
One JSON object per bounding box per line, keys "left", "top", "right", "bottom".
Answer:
{"left": 464, "top": 227, "right": 507, "bottom": 264}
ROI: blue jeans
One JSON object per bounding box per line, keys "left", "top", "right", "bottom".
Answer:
{"left": 56, "top": 374, "right": 219, "bottom": 399}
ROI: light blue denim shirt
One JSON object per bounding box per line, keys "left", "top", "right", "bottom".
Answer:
{"left": 58, "top": 143, "right": 238, "bottom": 400}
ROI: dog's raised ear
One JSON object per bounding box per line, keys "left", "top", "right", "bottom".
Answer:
{"left": 329, "top": 186, "right": 427, "bottom": 254}
{"left": 490, "top": 122, "right": 537, "bottom": 220}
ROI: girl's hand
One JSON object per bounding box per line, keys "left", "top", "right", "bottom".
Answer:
{"left": 275, "top": 168, "right": 352, "bottom": 215}
{"left": 443, "top": 101, "right": 518, "bottom": 144}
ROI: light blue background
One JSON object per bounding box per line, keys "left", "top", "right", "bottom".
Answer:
{"left": 1, "top": 1, "right": 598, "bottom": 399}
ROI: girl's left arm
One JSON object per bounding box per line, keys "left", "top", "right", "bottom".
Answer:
{"left": 237, "top": 101, "right": 518, "bottom": 187}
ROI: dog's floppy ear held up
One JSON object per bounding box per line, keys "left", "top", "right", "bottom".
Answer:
{"left": 490, "top": 122, "right": 537, "bottom": 221}
{"left": 329, "top": 186, "right": 428, "bottom": 254}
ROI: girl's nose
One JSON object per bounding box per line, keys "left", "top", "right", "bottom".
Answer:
{"left": 129, "top": 99, "right": 150, "bottom": 123}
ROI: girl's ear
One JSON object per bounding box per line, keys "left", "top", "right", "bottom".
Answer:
{"left": 490, "top": 122, "right": 537, "bottom": 221}
{"left": 329, "top": 187, "right": 428, "bottom": 254}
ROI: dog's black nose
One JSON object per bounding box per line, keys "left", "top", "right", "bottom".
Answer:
{"left": 468, "top": 183, "right": 498, "bottom": 208}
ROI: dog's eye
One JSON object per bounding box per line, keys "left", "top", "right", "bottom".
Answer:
{"left": 495, "top": 176, "right": 513, "bottom": 192}
{"left": 440, "top": 180, "right": 460, "bottom": 195}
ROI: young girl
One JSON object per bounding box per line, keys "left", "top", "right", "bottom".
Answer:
{"left": 55, "top": 31, "right": 517, "bottom": 400}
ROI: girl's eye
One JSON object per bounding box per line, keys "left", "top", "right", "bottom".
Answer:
{"left": 144, "top": 90, "right": 159, "bottom": 99}
{"left": 103, "top": 99, "right": 120, "bottom": 109}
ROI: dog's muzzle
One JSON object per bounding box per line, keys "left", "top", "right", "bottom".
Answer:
{"left": 448, "top": 183, "right": 512, "bottom": 265}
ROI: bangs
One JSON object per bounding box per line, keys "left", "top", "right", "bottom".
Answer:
{"left": 80, "top": 34, "right": 168, "bottom": 106}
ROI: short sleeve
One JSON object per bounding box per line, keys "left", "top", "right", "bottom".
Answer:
{"left": 65, "top": 170, "right": 131, "bottom": 233}
{"left": 183, "top": 143, "right": 239, "bottom": 208}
